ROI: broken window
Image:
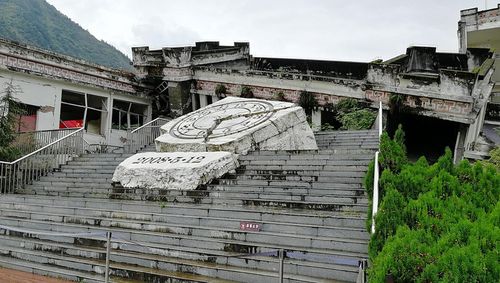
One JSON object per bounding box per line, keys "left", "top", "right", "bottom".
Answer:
{"left": 85, "top": 94, "right": 107, "bottom": 135}
{"left": 60, "top": 91, "right": 85, "bottom": 128}
{"left": 111, "top": 100, "right": 147, "bottom": 130}
{"left": 59, "top": 90, "right": 108, "bottom": 135}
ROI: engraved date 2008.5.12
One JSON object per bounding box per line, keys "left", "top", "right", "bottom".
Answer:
{"left": 132, "top": 156, "right": 206, "bottom": 165}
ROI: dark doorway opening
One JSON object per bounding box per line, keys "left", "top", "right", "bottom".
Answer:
{"left": 321, "top": 110, "right": 342, "bottom": 130}
{"left": 387, "top": 112, "right": 459, "bottom": 162}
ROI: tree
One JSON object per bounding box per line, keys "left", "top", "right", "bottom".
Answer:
{"left": 0, "top": 80, "right": 25, "bottom": 161}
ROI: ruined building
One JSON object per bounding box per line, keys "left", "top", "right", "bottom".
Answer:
{"left": 2, "top": 5, "right": 497, "bottom": 162}
{"left": 132, "top": 41, "right": 496, "bottom": 161}
{"left": 459, "top": 3, "right": 500, "bottom": 157}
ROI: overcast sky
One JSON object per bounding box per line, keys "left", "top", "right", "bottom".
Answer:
{"left": 45, "top": 0, "right": 497, "bottom": 62}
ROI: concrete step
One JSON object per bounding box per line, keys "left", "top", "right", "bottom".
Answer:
{"left": 0, "top": 245, "right": 237, "bottom": 283}
{"left": 1, "top": 195, "right": 366, "bottom": 228}
{"left": 207, "top": 192, "right": 367, "bottom": 205}
{"left": 111, "top": 185, "right": 366, "bottom": 200}
{"left": 0, "top": 254, "right": 106, "bottom": 283}
{"left": 314, "top": 139, "right": 377, "bottom": 144}
{"left": 217, "top": 179, "right": 364, "bottom": 187}
{"left": 0, "top": 202, "right": 369, "bottom": 240}
{"left": 234, "top": 171, "right": 366, "bottom": 180}
{"left": 0, "top": 216, "right": 368, "bottom": 259}
{"left": 39, "top": 176, "right": 113, "bottom": 183}
{"left": 62, "top": 165, "right": 119, "bottom": 170}
{"left": 239, "top": 154, "right": 374, "bottom": 161}
{"left": 315, "top": 144, "right": 378, "bottom": 149}
{"left": 237, "top": 168, "right": 368, "bottom": 175}
{"left": 314, "top": 130, "right": 378, "bottom": 136}
{"left": 314, "top": 134, "right": 379, "bottom": 139}
{"left": 245, "top": 150, "right": 375, "bottom": 157}
{"left": 26, "top": 181, "right": 113, "bottom": 189}
{"left": 22, "top": 184, "right": 366, "bottom": 206}
{"left": 78, "top": 153, "right": 134, "bottom": 159}
{"left": 67, "top": 161, "right": 122, "bottom": 166}
{"left": 59, "top": 168, "right": 116, "bottom": 174}
{"left": 316, "top": 146, "right": 373, "bottom": 151}
{"left": 49, "top": 172, "right": 114, "bottom": 179}
{"left": 315, "top": 138, "right": 377, "bottom": 143}
{"left": 74, "top": 155, "right": 133, "bottom": 162}
{"left": 0, "top": 202, "right": 366, "bottom": 240}
{"left": 240, "top": 164, "right": 369, "bottom": 172}
{"left": 0, "top": 234, "right": 353, "bottom": 283}
{"left": 17, "top": 191, "right": 368, "bottom": 208}
{"left": 315, "top": 134, "right": 378, "bottom": 139}
{"left": 238, "top": 161, "right": 372, "bottom": 168}
{"left": 208, "top": 184, "right": 365, "bottom": 195}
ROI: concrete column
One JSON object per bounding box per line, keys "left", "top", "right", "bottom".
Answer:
{"left": 453, "top": 125, "right": 468, "bottom": 164}
{"left": 212, "top": 96, "right": 219, "bottom": 103}
{"left": 167, "top": 81, "right": 192, "bottom": 117}
{"left": 191, "top": 93, "right": 199, "bottom": 111}
{"left": 199, "top": 94, "right": 208, "bottom": 108}
{"left": 311, "top": 109, "right": 322, "bottom": 132}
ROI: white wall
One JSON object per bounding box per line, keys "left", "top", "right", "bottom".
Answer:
{"left": 0, "top": 71, "right": 60, "bottom": 130}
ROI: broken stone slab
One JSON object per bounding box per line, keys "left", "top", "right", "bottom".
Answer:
{"left": 112, "top": 151, "right": 238, "bottom": 190}
{"left": 155, "top": 97, "right": 318, "bottom": 154}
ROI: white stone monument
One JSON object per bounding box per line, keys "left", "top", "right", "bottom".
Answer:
{"left": 156, "top": 97, "right": 318, "bottom": 154}
{"left": 112, "top": 152, "right": 238, "bottom": 190}
{"left": 113, "top": 97, "right": 318, "bottom": 190}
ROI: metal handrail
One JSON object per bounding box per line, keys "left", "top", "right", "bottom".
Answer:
{"left": 371, "top": 101, "right": 383, "bottom": 234}
{"left": 0, "top": 128, "right": 84, "bottom": 193}
{"left": 12, "top": 128, "right": 80, "bottom": 155}
{"left": 125, "top": 117, "right": 170, "bottom": 153}
{"left": 378, "top": 101, "right": 383, "bottom": 137}
{"left": 131, "top": 117, "right": 169, "bottom": 134}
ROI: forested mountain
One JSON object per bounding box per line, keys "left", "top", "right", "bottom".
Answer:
{"left": 0, "top": 0, "right": 133, "bottom": 71}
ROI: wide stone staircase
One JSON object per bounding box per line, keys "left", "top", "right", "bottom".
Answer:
{"left": 0, "top": 130, "right": 378, "bottom": 283}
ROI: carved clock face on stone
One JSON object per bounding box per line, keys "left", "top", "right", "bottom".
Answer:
{"left": 170, "top": 100, "right": 275, "bottom": 139}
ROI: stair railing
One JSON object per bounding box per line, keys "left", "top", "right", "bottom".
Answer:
{"left": 125, "top": 117, "right": 170, "bottom": 153}
{"left": 0, "top": 127, "right": 84, "bottom": 193}
{"left": 12, "top": 128, "right": 81, "bottom": 155}
{"left": 371, "top": 101, "right": 383, "bottom": 233}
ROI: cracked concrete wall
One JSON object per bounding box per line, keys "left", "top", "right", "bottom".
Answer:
{"left": 0, "top": 38, "right": 139, "bottom": 94}
{"left": 193, "top": 69, "right": 364, "bottom": 106}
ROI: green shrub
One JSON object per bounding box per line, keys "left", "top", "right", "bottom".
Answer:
{"left": 330, "top": 98, "right": 377, "bottom": 131}
{"left": 214, "top": 84, "right": 227, "bottom": 98}
{"left": 388, "top": 93, "right": 406, "bottom": 114}
{"left": 368, "top": 141, "right": 500, "bottom": 281}
{"left": 482, "top": 146, "right": 500, "bottom": 172}
{"left": 369, "top": 227, "right": 435, "bottom": 282}
{"left": 339, "top": 109, "right": 377, "bottom": 130}
{"left": 369, "top": 185, "right": 408, "bottom": 257}
{"left": 240, "top": 86, "right": 253, "bottom": 98}
{"left": 0, "top": 146, "right": 22, "bottom": 161}
{"left": 334, "top": 97, "right": 359, "bottom": 114}
{"left": 364, "top": 159, "right": 375, "bottom": 199}
{"left": 393, "top": 124, "right": 406, "bottom": 152}
{"left": 273, "top": 91, "right": 287, "bottom": 101}
{"left": 378, "top": 131, "right": 407, "bottom": 173}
